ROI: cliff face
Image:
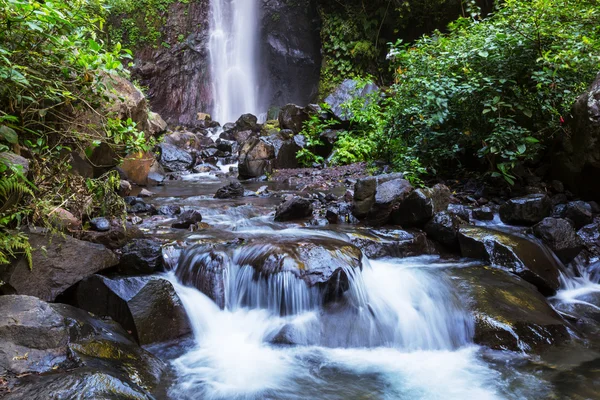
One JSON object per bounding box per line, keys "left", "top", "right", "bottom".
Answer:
{"left": 259, "top": 0, "right": 322, "bottom": 110}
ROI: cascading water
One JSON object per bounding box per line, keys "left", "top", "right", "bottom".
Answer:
{"left": 208, "top": 0, "right": 260, "bottom": 124}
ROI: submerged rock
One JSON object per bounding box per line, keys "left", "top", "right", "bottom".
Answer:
{"left": 0, "top": 230, "right": 118, "bottom": 301}
{"left": 457, "top": 225, "right": 563, "bottom": 295}
{"left": 274, "top": 196, "right": 313, "bottom": 221}
{"left": 499, "top": 194, "right": 552, "bottom": 225}
{"left": 449, "top": 266, "right": 569, "bottom": 353}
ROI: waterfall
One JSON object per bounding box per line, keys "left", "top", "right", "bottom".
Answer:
{"left": 208, "top": 0, "right": 260, "bottom": 124}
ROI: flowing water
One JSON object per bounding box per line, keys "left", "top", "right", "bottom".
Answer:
{"left": 142, "top": 172, "right": 600, "bottom": 400}
{"left": 208, "top": 0, "right": 260, "bottom": 123}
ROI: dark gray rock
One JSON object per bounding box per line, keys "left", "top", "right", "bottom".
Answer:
{"left": 238, "top": 137, "right": 275, "bottom": 179}
{"left": 265, "top": 130, "right": 304, "bottom": 169}
{"left": 499, "top": 194, "right": 552, "bottom": 225}
{"left": 563, "top": 201, "right": 594, "bottom": 229}
{"left": 348, "top": 229, "right": 437, "bottom": 259}
{"left": 533, "top": 218, "right": 584, "bottom": 263}
{"left": 157, "top": 142, "right": 194, "bottom": 172}
{"left": 352, "top": 173, "right": 412, "bottom": 225}
{"left": 424, "top": 211, "right": 466, "bottom": 248}
{"left": 324, "top": 79, "right": 379, "bottom": 122}
{"left": 90, "top": 217, "right": 110, "bottom": 232}
{"left": 215, "top": 181, "right": 245, "bottom": 199}
{"left": 577, "top": 221, "right": 600, "bottom": 256}
{"left": 0, "top": 151, "right": 29, "bottom": 175}
{"left": 171, "top": 209, "right": 203, "bottom": 229}
{"left": 277, "top": 104, "right": 309, "bottom": 134}
{"left": 118, "top": 238, "right": 164, "bottom": 274}
{"left": 275, "top": 196, "right": 313, "bottom": 221}
{"left": 0, "top": 230, "right": 118, "bottom": 301}
{"left": 391, "top": 184, "right": 451, "bottom": 227}
{"left": 157, "top": 204, "right": 181, "bottom": 216}
{"left": 458, "top": 225, "right": 563, "bottom": 295}
{"left": 473, "top": 207, "right": 494, "bottom": 221}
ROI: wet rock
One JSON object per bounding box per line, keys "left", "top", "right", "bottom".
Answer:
{"left": 79, "top": 220, "right": 144, "bottom": 250}
{"left": 118, "top": 238, "right": 164, "bottom": 274}
{"left": 171, "top": 209, "right": 203, "bottom": 229}
{"left": 449, "top": 266, "right": 569, "bottom": 353}
{"left": 163, "top": 130, "right": 214, "bottom": 153}
{"left": 348, "top": 229, "right": 436, "bottom": 259}
{"left": 315, "top": 129, "right": 340, "bottom": 158}
{"left": 392, "top": 184, "right": 451, "bottom": 227}
{"left": 499, "top": 194, "right": 552, "bottom": 225}
{"left": 90, "top": 217, "right": 110, "bottom": 232}
{"left": 214, "top": 181, "right": 245, "bottom": 199}
{"left": 265, "top": 130, "right": 304, "bottom": 169}
{"left": 324, "top": 79, "right": 379, "bottom": 122}
{"left": 235, "top": 113, "right": 259, "bottom": 132}
{"left": 278, "top": 104, "right": 309, "bottom": 134}
{"left": 533, "top": 218, "right": 584, "bottom": 263}
{"left": 157, "top": 204, "right": 181, "bottom": 216}
{"left": 157, "top": 142, "right": 194, "bottom": 172}
{"left": 175, "top": 247, "right": 227, "bottom": 309}
{"left": 72, "top": 275, "right": 191, "bottom": 345}
{"left": 139, "top": 188, "right": 154, "bottom": 198}
{"left": 0, "top": 230, "right": 118, "bottom": 301}
{"left": 274, "top": 196, "right": 313, "bottom": 221}
{"left": 473, "top": 207, "right": 494, "bottom": 221}
{"left": 127, "top": 200, "right": 154, "bottom": 214}
{"left": 577, "top": 221, "right": 600, "bottom": 256}
{"left": 119, "top": 179, "right": 132, "bottom": 196}
{"left": 352, "top": 173, "right": 412, "bottom": 225}
{"left": 563, "top": 201, "right": 594, "bottom": 229}
{"left": 238, "top": 137, "right": 275, "bottom": 179}
{"left": 458, "top": 225, "right": 563, "bottom": 295}
{"left": 0, "top": 295, "right": 164, "bottom": 396}
{"left": 424, "top": 211, "right": 467, "bottom": 248}
{"left": 48, "top": 207, "right": 81, "bottom": 231}
{"left": 325, "top": 203, "right": 356, "bottom": 225}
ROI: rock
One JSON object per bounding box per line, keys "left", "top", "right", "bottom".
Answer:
{"left": 235, "top": 113, "right": 259, "bottom": 132}
{"left": 163, "top": 130, "right": 214, "bottom": 153}
{"left": 324, "top": 79, "right": 379, "bottom": 122}
{"left": 171, "top": 209, "right": 202, "bottom": 229}
{"left": 119, "top": 179, "right": 132, "bottom": 196}
{"left": 499, "top": 194, "right": 552, "bottom": 225}
{"left": 147, "top": 111, "right": 167, "bottom": 136}
{"left": 457, "top": 225, "right": 563, "bottom": 295}
{"left": 278, "top": 104, "right": 309, "bottom": 134}
{"left": 78, "top": 220, "right": 144, "bottom": 250}
{"left": 265, "top": 130, "right": 304, "bottom": 170}
{"left": 473, "top": 207, "right": 494, "bottom": 221}
{"left": 90, "top": 217, "right": 110, "bottom": 232}
{"left": 449, "top": 266, "right": 569, "bottom": 353}
{"left": 238, "top": 137, "right": 275, "bottom": 179}
{"left": 424, "top": 211, "right": 466, "bottom": 248}
{"left": 120, "top": 151, "right": 165, "bottom": 186}
{"left": 47, "top": 207, "right": 81, "bottom": 231}
{"left": 214, "top": 181, "right": 245, "bottom": 199}
{"left": 325, "top": 203, "right": 356, "bottom": 225}
{"left": 352, "top": 173, "right": 412, "bottom": 225}
{"left": 0, "top": 230, "right": 118, "bottom": 301}
{"left": 533, "top": 218, "right": 584, "bottom": 263}
{"left": 157, "top": 204, "right": 181, "bottom": 216}
{"left": 72, "top": 275, "right": 191, "bottom": 345}
{"left": 0, "top": 295, "right": 164, "bottom": 396}
{"left": 392, "top": 184, "right": 451, "bottom": 227}
{"left": 577, "top": 221, "right": 600, "bottom": 256}
{"left": 274, "top": 196, "right": 313, "bottom": 221}
{"left": 563, "top": 201, "right": 594, "bottom": 229}
{"left": 176, "top": 236, "right": 364, "bottom": 311}
{"left": 157, "top": 142, "right": 194, "bottom": 172}
{"left": 553, "top": 73, "right": 600, "bottom": 200}
{"left": 348, "top": 229, "right": 437, "bottom": 259}
{"left": 118, "top": 239, "right": 164, "bottom": 274}
{"left": 0, "top": 151, "right": 29, "bottom": 175}
{"left": 138, "top": 188, "right": 154, "bottom": 198}
{"left": 315, "top": 129, "right": 340, "bottom": 158}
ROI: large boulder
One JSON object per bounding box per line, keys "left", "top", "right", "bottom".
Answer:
{"left": 72, "top": 275, "right": 191, "bottom": 345}
{"left": 562, "top": 201, "right": 594, "bottom": 229}
{"left": 0, "top": 230, "right": 118, "bottom": 301}
{"left": 457, "top": 225, "right": 563, "bottom": 295}
{"left": 533, "top": 218, "right": 584, "bottom": 263}
{"left": 391, "top": 184, "right": 451, "bottom": 227}
{"left": 324, "top": 79, "right": 379, "bottom": 122}
{"left": 553, "top": 73, "right": 600, "bottom": 200}
{"left": 238, "top": 137, "right": 275, "bottom": 179}
{"left": 347, "top": 228, "right": 437, "bottom": 259}
{"left": 277, "top": 104, "right": 309, "bottom": 134}
{"left": 499, "top": 194, "right": 552, "bottom": 225}
{"left": 352, "top": 173, "right": 413, "bottom": 225}
{"left": 265, "top": 130, "right": 304, "bottom": 169}
{"left": 176, "top": 235, "right": 364, "bottom": 313}
{"left": 157, "top": 142, "right": 194, "bottom": 172}
{"left": 449, "top": 266, "right": 569, "bottom": 353}
{"left": 0, "top": 295, "right": 164, "bottom": 396}
{"left": 118, "top": 238, "right": 164, "bottom": 274}
{"left": 424, "top": 210, "right": 467, "bottom": 249}
{"left": 162, "top": 130, "right": 215, "bottom": 154}
{"left": 274, "top": 196, "right": 313, "bottom": 221}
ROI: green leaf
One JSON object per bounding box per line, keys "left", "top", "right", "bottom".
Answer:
{"left": 523, "top": 109, "right": 533, "bottom": 118}
{"left": 517, "top": 144, "right": 526, "bottom": 154}
{"left": 525, "top": 137, "right": 539, "bottom": 143}
{"left": 0, "top": 125, "right": 18, "bottom": 144}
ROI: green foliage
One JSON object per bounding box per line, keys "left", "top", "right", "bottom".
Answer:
{"left": 85, "top": 170, "right": 126, "bottom": 218}
{"left": 385, "top": 0, "right": 600, "bottom": 183}
{"left": 106, "top": 117, "right": 155, "bottom": 153}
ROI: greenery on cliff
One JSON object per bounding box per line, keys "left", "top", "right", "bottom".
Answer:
{"left": 0, "top": 0, "right": 149, "bottom": 264}
{"left": 307, "top": 0, "right": 600, "bottom": 184}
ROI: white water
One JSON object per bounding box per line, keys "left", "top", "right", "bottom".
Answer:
{"left": 167, "top": 239, "right": 509, "bottom": 400}
{"left": 208, "top": 0, "right": 260, "bottom": 124}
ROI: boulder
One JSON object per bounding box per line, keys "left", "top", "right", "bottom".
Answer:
{"left": 0, "top": 295, "right": 164, "bottom": 396}
{"left": 163, "top": 130, "right": 215, "bottom": 154}
{"left": 47, "top": 207, "right": 81, "bottom": 231}
{"left": 562, "top": 201, "right": 594, "bottom": 229}
{"left": 278, "top": 104, "right": 309, "bottom": 134}
{"left": 553, "top": 73, "right": 600, "bottom": 200}
{"left": 0, "top": 151, "right": 29, "bottom": 175}
{"left": 90, "top": 217, "right": 110, "bottom": 232}
{"left": 352, "top": 174, "right": 413, "bottom": 225}
{"left": 118, "top": 238, "right": 164, "bottom": 274}
{"left": 0, "top": 230, "right": 118, "bottom": 301}
{"left": 214, "top": 181, "right": 245, "bottom": 199}
{"left": 325, "top": 202, "right": 356, "bottom": 225}
{"left": 171, "top": 209, "right": 202, "bottom": 229}
{"left": 424, "top": 211, "right": 467, "bottom": 248}
{"left": 235, "top": 113, "right": 259, "bottom": 132}
{"left": 157, "top": 204, "right": 181, "bottom": 216}
{"left": 577, "top": 221, "right": 600, "bottom": 257}
{"left": 157, "top": 142, "right": 194, "bottom": 172}
{"left": 533, "top": 218, "right": 584, "bottom": 263}
{"left": 72, "top": 275, "right": 191, "bottom": 345}
{"left": 238, "top": 137, "right": 275, "bottom": 179}
{"left": 147, "top": 111, "right": 167, "bottom": 136}
{"left": 265, "top": 130, "right": 304, "bottom": 170}
{"left": 324, "top": 79, "right": 379, "bottom": 122}
{"left": 348, "top": 229, "right": 437, "bottom": 259}
{"left": 274, "top": 196, "right": 313, "bottom": 221}
{"left": 499, "top": 194, "right": 552, "bottom": 225}
{"left": 78, "top": 220, "right": 144, "bottom": 250}
{"left": 315, "top": 129, "right": 340, "bottom": 158}
{"left": 457, "top": 225, "right": 563, "bottom": 295}
{"left": 449, "top": 266, "right": 569, "bottom": 353}
{"left": 391, "top": 184, "right": 451, "bottom": 227}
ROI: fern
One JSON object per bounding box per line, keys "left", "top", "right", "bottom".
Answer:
{"left": 0, "top": 231, "right": 32, "bottom": 269}
{"left": 0, "top": 171, "right": 34, "bottom": 214}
